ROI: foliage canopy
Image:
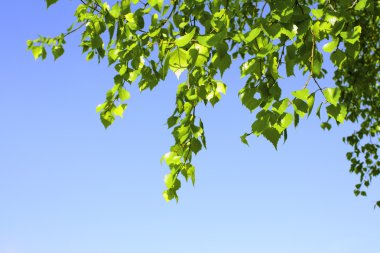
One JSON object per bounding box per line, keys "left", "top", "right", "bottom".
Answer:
{"left": 29, "top": 0, "right": 380, "bottom": 205}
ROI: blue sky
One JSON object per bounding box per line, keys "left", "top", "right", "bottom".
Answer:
{"left": 0, "top": 1, "right": 379, "bottom": 253}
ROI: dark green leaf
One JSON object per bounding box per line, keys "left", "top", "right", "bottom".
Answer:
{"left": 45, "top": 0, "right": 58, "bottom": 8}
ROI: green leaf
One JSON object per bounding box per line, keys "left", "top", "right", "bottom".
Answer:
{"left": 316, "top": 102, "right": 323, "bottom": 119}
{"left": 274, "top": 113, "right": 293, "bottom": 133}
{"left": 168, "top": 48, "right": 189, "bottom": 79}
{"left": 118, "top": 87, "right": 131, "bottom": 101}
{"left": 108, "top": 48, "right": 120, "bottom": 65}
{"left": 109, "top": 4, "right": 121, "bottom": 18}
{"left": 272, "top": 99, "right": 289, "bottom": 114}
{"left": 340, "top": 25, "right": 362, "bottom": 44}
{"left": 326, "top": 104, "right": 347, "bottom": 123}
{"left": 175, "top": 28, "right": 196, "bottom": 47}
{"left": 212, "top": 52, "right": 231, "bottom": 76}
{"left": 262, "top": 127, "right": 281, "bottom": 149}
{"left": 164, "top": 173, "right": 175, "bottom": 188}
{"left": 244, "top": 27, "right": 261, "bottom": 43}
{"left": 294, "top": 111, "right": 300, "bottom": 127}
{"left": 280, "top": 113, "right": 293, "bottom": 129}
{"left": 96, "top": 103, "right": 106, "bottom": 113}
{"left": 31, "top": 46, "right": 43, "bottom": 60}
{"left": 161, "top": 152, "right": 181, "bottom": 165}
{"left": 167, "top": 116, "right": 178, "bottom": 128}
{"left": 216, "top": 81, "right": 227, "bottom": 94}
{"left": 262, "top": 23, "right": 282, "bottom": 39}
{"left": 188, "top": 165, "right": 195, "bottom": 185}
{"left": 52, "top": 45, "right": 64, "bottom": 60}
{"left": 189, "top": 43, "right": 209, "bottom": 67}
{"left": 323, "top": 88, "right": 341, "bottom": 106}
{"left": 307, "top": 93, "right": 315, "bottom": 116}
{"left": 292, "top": 99, "right": 308, "bottom": 118}
{"left": 312, "top": 52, "right": 323, "bottom": 76}
{"left": 311, "top": 9, "right": 324, "bottom": 19}
{"left": 251, "top": 114, "right": 270, "bottom": 136}
{"left": 100, "top": 111, "right": 115, "bottom": 129}
{"left": 269, "top": 56, "right": 279, "bottom": 80}
{"left": 239, "top": 88, "right": 260, "bottom": 112}
{"left": 162, "top": 189, "right": 175, "bottom": 202}
{"left": 354, "top": 0, "right": 367, "bottom": 11}
{"left": 321, "top": 121, "right": 332, "bottom": 130}
{"left": 148, "top": 0, "right": 157, "bottom": 6}
{"left": 240, "top": 133, "right": 249, "bottom": 146}
{"left": 269, "top": 83, "right": 281, "bottom": 100}
{"left": 292, "top": 89, "right": 309, "bottom": 101}
{"left": 45, "top": 0, "right": 58, "bottom": 8}
{"left": 197, "top": 28, "right": 227, "bottom": 47}
{"left": 190, "top": 138, "right": 202, "bottom": 154}
{"left": 330, "top": 49, "right": 346, "bottom": 69}
{"left": 113, "top": 104, "right": 127, "bottom": 118}
{"left": 241, "top": 58, "right": 262, "bottom": 79}
{"left": 322, "top": 38, "right": 339, "bottom": 53}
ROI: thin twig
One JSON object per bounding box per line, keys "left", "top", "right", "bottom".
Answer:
{"left": 303, "top": 32, "right": 315, "bottom": 89}
{"left": 260, "top": 3, "right": 267, "bottom": 18}
{"left": 80, "top": 0, "right": 104, "bottom": 15}
{"left": 64, "top": 22, "right": 86, "bottom": 37}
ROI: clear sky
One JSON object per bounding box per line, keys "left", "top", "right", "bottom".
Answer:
{"left": 0, "top": 1, "right": 379, "bottom": 253}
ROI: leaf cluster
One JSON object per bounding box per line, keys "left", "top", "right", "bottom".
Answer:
{"left": 30, "top": 0, "right": 380, "bottom": 204}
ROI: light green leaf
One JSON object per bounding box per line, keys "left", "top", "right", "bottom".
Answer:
{"left": 275, "top": 113, "right": 293, "bottom": 133}
{"left": 323, "top": 38, "right": 339, "bottom": 52}
{"left": 108, "top": 48, "right": 120, "bottom": 65}
{"left": 216, "top": 81, "right": 227, "bottom": 94}
{"left": 323, "top": 88, "right": 341, "bottom": 106}
{"left": 32, "top": 46, "right": 43, "bottom": 60}
{"left": 118, "top": 87, "right": 131, "bottom": 101}
{"left": 244, "top": 27, "right": 261, "bottom": 43}
{"left": 162, "top": 189, "right": 174, "bottom": 202}
{"left": 272, "top": 99, "right": 289, "bottom": 114}
{"left": 189, "top": 43, "right": 209, "bottom": 67}
{"left": 354, "top": 0, "right": 367, "bottom": 11}
{"left": 175, "top": 28, "right": 196, "bottom": 47}
{"left": 161, "top": 152, "right": 181, "bottom": 165}
{"left": 292, "top": 89, "right": 309, "bottom": 101}
{"left": 311, "top": 9, "right": 324, "bottom": 19}
{"left": 96, "top": 103, "right": 106, "bottom": 113}
{"left": 148, "top": 0, "right": 157, "bottom": 6}
{"left": 168, "top": 48, "right": 189, "bottom": 79}
{"left": 280, "top": 113, "right": 293, "bottom": 129}
{"left": 113, "top": 104, "right": 127, "bottom": 118}
{"left": 109, "top": 4, "right": 121, "bottom": 18}
{"left": 340, "top": 25, "right": 362, "bottom": 44}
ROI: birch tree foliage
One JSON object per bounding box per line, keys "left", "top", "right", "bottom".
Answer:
{"left": 28, "top": 0, "right": 380, "bottom": 205}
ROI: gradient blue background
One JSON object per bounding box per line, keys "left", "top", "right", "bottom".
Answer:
{"left": 0, "top": 1, "right": 379, "bottom": 253}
